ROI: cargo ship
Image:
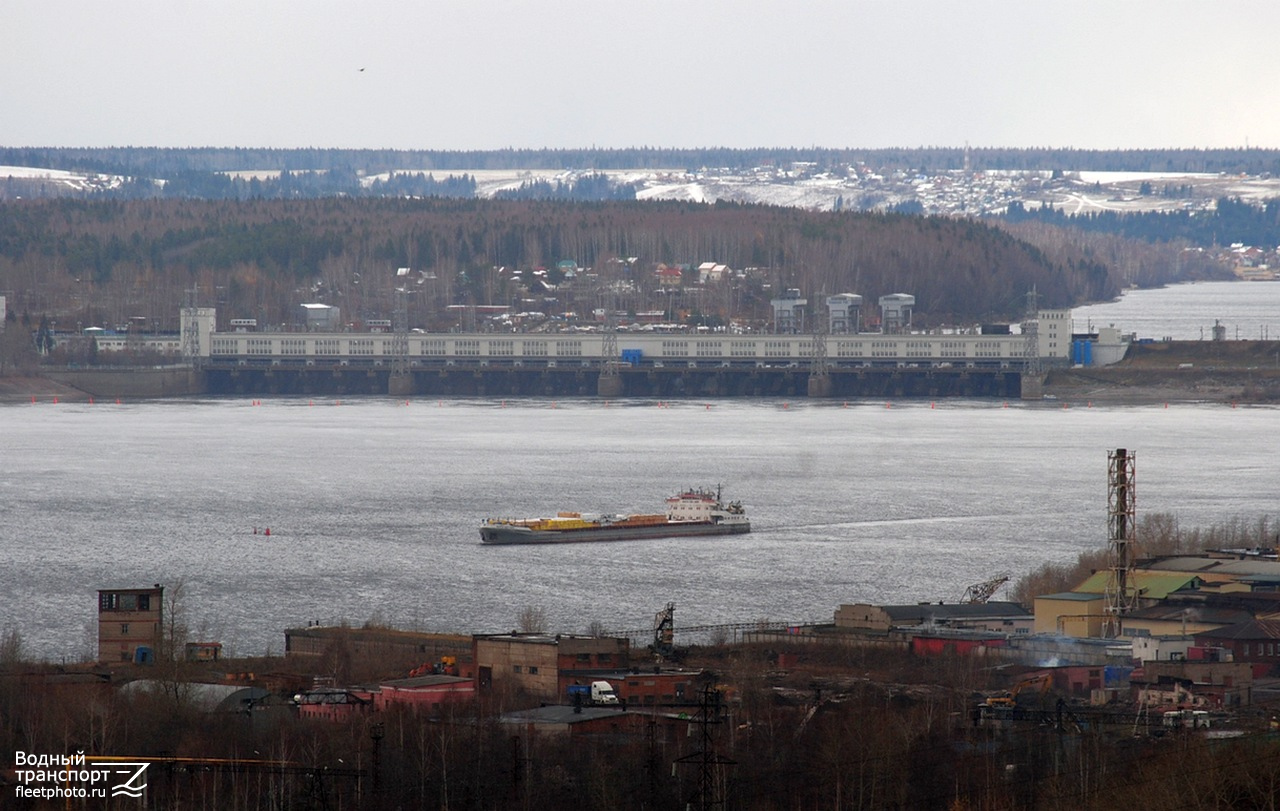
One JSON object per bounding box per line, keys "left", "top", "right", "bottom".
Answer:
{"left": 480, "top": 487, "right": 749, "bottom": 544}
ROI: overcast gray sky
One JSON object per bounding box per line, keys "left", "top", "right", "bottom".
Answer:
{"left": 6, "top": 0, "right": 1279, "bottom": 151}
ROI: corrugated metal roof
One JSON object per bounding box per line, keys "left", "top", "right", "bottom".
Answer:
{"left": 1197, "top": 618, "right": 1280, "bottom": 641}
{"left": 1124, "top": 603, "right": 1251, "bottom": 624}
{"left": 1038, "top": 592, "right": 1104, "bottom": 602}
{"left": 1143, "top": 557, "right": 1280, "bottom": 577}
{"left": 881, "top": 601, "right": 1030, "bottom": 621}
{"left": 1075, "top": 571, "right": 1200, "bottom": 598}
{"left": 380, "top": 675, "right": 470, "bottom": 689}
{"left": 500, "top": 706, "right": 629, "bottom": 725}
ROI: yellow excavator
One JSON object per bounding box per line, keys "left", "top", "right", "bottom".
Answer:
{"left": 984, "top": 672, "right": 1051, "bottom": 708}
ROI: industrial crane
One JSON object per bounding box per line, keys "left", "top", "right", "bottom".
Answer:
{"left": 960, "top": 574, "right": 1010, "bottom": 604}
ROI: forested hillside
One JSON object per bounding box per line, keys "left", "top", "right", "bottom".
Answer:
{"left": 1006, "top": 197, "right": 1280, "bottom": 250}
{"left": 0, "top": 198, "right": 1122, "bottom": 332}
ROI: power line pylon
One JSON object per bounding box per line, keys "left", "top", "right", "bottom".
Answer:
{"left": 674, "top": 683, "right": 735, "bottom": 810}
{"left": 807, "top": 292, "right": 831, "bottom": 397}
{"left": 389, "top": 271, "right": 412, "bottom": 396}
{"left": 597, "top": 310, "right": 623, "bottom": 397}
{"left": 1022, "top": 286, "right": 1041, "bottom": 376}
{"left": 181, "top": 287, "right": 201, "bottom": 368}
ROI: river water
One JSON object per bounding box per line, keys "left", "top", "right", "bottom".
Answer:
{"left": 2, "top": 282, "right": 1277, "bottom": 661}
{"left": 1072, "top": 279, "right": 1280, "bottom": 341}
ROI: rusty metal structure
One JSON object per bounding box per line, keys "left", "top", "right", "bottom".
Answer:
{"left": 1103, "top": 448, "right": 1138, "bottom": 638}
{"left": 961, "top": 574, "right": 1010, "bottom": 604}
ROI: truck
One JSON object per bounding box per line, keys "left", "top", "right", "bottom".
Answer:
{"left": 567, "top": 680, "right": 620, "bottom": 705}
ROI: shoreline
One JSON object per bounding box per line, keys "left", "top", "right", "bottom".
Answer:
{"left": 3, "top": 371, "right": 1274, "bottom": 406}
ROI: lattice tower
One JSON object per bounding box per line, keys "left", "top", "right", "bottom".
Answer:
{"left": 390, "top": 286, "right": 410, "bottom": 379}
{"left": 1103, "top": 448, "right": 1138, "bottom": 638}
{"left": 600, "top": 312, "right": 619, "bottom": 378}
{"left": 809, "top": 291, "right": 828, "bottom": 378}
{"left": 181, "top": 287, "right": 201, "bottom": 367}
{"left": 1022, "top": 286, "right": 1041, "bottom": 375}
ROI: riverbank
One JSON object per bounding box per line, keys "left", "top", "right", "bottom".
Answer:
{"left": 1042, "top": 340, "right": 1280, "bottom": 404}
{"left": 0, "top": 375, "right": 89, "bottom": 403}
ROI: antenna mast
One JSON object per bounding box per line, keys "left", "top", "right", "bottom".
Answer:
{"left": 1103, "top": 448, "right": 1138, "bottom": 638}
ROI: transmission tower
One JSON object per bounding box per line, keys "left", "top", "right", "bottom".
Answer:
{"left": 1022, "top": 286, "right": 1041, "bottom": 376}
{"left": 597, "top": 309, "right": 623, "bottom": 397}
{"left": 1103, "top": 448, "right": 1138, "bottom": 638}
{"left": 181, "top": 286, "right": 202, "bottom": 368}
{"left": 390, "top": 283, "right": 410, "bottom": 381}
{"left": 600, "top": 314, "right": 620, "bottom": 377}
{"left": 673, "top": 683, "right": 735, "bottom": 810}
{"left": 807, "top": 292, "right": 831, "bottom": 397}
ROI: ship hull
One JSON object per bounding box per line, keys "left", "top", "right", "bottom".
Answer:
{"left": 480, "top": 520, "right": 750, "bottom": 545}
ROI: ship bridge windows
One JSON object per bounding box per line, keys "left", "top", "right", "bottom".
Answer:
{"left": 100, "top": 592, "right": 149, "bottom": 612}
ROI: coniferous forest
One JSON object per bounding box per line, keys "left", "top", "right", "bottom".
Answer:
{"left": 0, "top": 197, "right": 1140, "bottom": 334}
{"left": 0, "top": 146, "right": 1250, "bottom": 346}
